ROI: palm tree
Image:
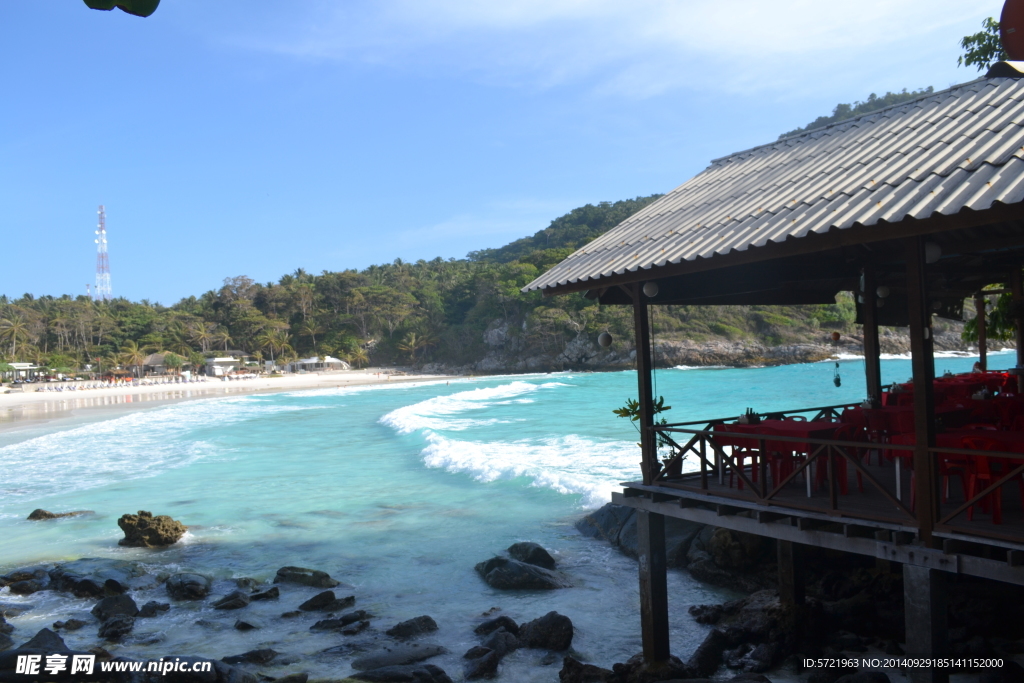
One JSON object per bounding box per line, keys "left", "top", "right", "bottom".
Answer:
{"left": 347, "top": 346, "right": 369, "bottom": 369}
{"left": 119, "top": 340, "right": 147, "bottom": 378}
{"left": 0, "top": 314, "right": 31, "bottom": 358}
{"left": 256, "top": 329, "right": 291, "bottom": 362}
{"left": 297, "top": 321, "right": 325, "bottom": 350}
{"left": 189, "top": 323, "right": 215, "bottom": 353}
{"left": 212, "top": 328, "right": 232, "bottom": 352}
{"left": 165, "top": 323, "right": 193, "bottom": 356}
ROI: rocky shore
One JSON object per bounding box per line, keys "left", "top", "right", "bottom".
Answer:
{"left": 421, "top": 325, "right": 1008, "bottom": 375}
{"left": 4, "top": 506, "right": 1024, "bottom": 682}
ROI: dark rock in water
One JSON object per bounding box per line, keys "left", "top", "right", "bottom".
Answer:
{"left": 310, "top": 610, "right": 371, "bottom": 631}
{"left": 117, "top": 510, "right": 187, "bottom": 547}
{"left": 738, "top": 642, "right": 779, "bottom": 673}
{"left": 480, "top": 628, "right": 518, "bottom": 658}
{"left": 213, "top": 590, "right": 251, "bottom": 610}
{"left": 687, "top": 627, "right": 727, "bottom": 677}
{"left": 464, "top": 649, "right": 500, "bottom": 680}
{"left": 577, "top": 503, "right": 703, "bottom": 569}
{"left": 349, "top": 663, "right": 453, "bottom": 682}
{"left": 298, "top": 590, "right": 354, "bottom": 612}
{"left": 0, "top": 634, "right": 12, "bottom": 652}
{"left": 250, "top": 586, "right": 279, "bottom": 601}
{"left": 19, "top": 628, "right": 70, "bottom": 651}
{"left": 518, "top": 612, "right": 573, "bottom": 651}
{"left": 26, "top": 509, "right": 91, "bottom": 521}
{"left": 92, "top": 594, "right": 140, "bottom": 621}
{"left": 273, "top": 675, "right": 309, "bottom": 683}
{"left": 58, "top": 619, "right": 87, "bottom": 631}
{"left": 508, "top": 542, "right": 556, "bottom": 569}
{"left": 273, "top": 566, "right": 340, "bottom": 588}
{"left": 475, "top": 557, "right": 571, "bottom": 590}
{"left": 574, "top": 503, "right": 636, "bottom": 543}
{"left": 49, "top": 558, "right": 144, "bottom": 598}
{"left": 138, "top": 601, "right": 170, "bottom": 618}
{"left": 234, "top": 577, "right": 260, "bottom": 590}
{"left": 351, "top": 643, "right": 448, "bottom": 670}
{"left": 835, "top": 673, "right": 891, "bottom": 683}
{"left": 386, "top": 615, "right": 438, "bottom": 639}
{"left": 281, "top": 610, "right": 302, "bottom": 618}
{"left": 729, "top": 675, "right": 773, "bottom": 683}
{"left": 558, "top": 655, "right": 615, "bottom": 683}
{"left": 0, "top": 604, "right": 30, "bottom": 618}
{"left": 343, "top": 620, "right": 371, "bottom": 636}
{"left": 98, "top": 615, "right": 135, "bottom": 641}
{"left": 686, "top": 527, "right": 774, "bottom": 593}
{"left": 463, "top": 646, "right": 491, "bottom": 659}
{"left": 0, "top": 565, "right": 50, "bottom": 590}
{"left": 475, "top": 615, "right": 519, "bottom": 637}
{"left": 222, "top": 647, "right": 278, "bottom": 665}
{"left": 166, "top": 572, "right": 212, "bottom": 600}
{"left": 234, "top": 618, "right": 261, "bottom": 631}
{"left": 609, "top": 653, "right": 693, "bottom": 683}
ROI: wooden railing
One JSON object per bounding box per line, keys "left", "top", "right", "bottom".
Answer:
{"left": 645, "top": 405, "right": 1024, "bottom": 541}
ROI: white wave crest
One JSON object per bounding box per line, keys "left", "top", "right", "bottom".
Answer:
{"left": 379, "top": 381, "right": 564, "bottom": 435}
{"left": 420, "top": 432, "right": 634, "bottom": 508}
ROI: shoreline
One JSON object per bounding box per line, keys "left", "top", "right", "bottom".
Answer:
{"left": 0, "top": 369, "right": 458, "bottom": 434}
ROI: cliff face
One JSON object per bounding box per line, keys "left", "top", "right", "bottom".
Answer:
{"left": 420, "top": 319, "right": 1012, "bottom": 375}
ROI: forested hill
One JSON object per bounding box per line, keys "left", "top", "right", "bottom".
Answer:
{"left": 469, "top": 195, "right": 662, "bottom": 265}
{"left": 0, "top": 195, "right": 879, "bottom": 375}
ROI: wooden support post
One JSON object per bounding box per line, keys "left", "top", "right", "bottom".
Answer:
{"left": 1012, "top": 268, "right": 1024, "bottom": 393}
{"left": 637, "top": 510, "right": 671, "bottom": 663}
{"left": 975, "top": 293, "right": 987, "bottom": 372}
{"left": 903, "top": 564, "right": 949, "bottom": 683}
{"left": 632, "top": 285, "right": 657, "bottom": 485}
{"left": 905, "top": 237, "right": 937, "bottom": 545}
{"left": 777, "top": 540, "right": 804, "bottom": 605}
{"left": 862, "top": 265, "right": 883, "bottom": 402}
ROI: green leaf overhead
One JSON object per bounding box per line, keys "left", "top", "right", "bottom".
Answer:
{"left": 83, "top": 0, "right": 160, "bottom": 18}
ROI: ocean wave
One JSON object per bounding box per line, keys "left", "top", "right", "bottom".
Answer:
{"left": 672, "top": 365, "right": 729, "bottom": 371}
{"left": 380, "top": 381, "right": 565, "bottom": 435}
{"left": 0, "top": 398, "right": 317, "bottom": 502}
{"left": 419, "top": 432, "right": 634, "bottom": 508}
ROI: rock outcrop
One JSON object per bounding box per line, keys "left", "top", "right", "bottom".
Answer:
{"left": 518, "top": 611, "right": 573, "bottom": 651}
{"left": 273, "top": 566, "right": 340, "bottom": 588}
{"left": 386, "top": 615, "right": 438, "bottom": 639}
{"left": 165, "top": 573, "right": 212, "bottom": 600}
{"left": 117, "top": 510, "right": 186, "bottom": 547}
{"left": 49, "top": 558, "right": 144, "bottom": 597}
{"left": 475, "top": 557, "right": 571, "bottom": 590}
{"left": 507, "top": 542, "right": 557, "bottom": 569}
{"left": 26, "top": 509, "right": 91, "bottom": 521}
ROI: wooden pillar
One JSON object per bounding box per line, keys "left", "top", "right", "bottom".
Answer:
{"left": 974, "top": 293, "right": 987, "bottom": 372}
{"left": 905, "top": 237, "right": 937, "bottom": 544}
{"left": 637, "top": 510, "right": 671, "bottom": 663}
{"left": 862, "top": 265, "right": 883, "bottom": 402}
{"left": 903, "top": 564, "right": 949, "bottom": 683}
{"left": 632, "top": 285, "right": 657, "bottom": 485}
{"left": 777, "top": 540, "right": 804, "bottom": 605}
{"left": 1013, "top": 268, "right": 1024, "bottom": 393}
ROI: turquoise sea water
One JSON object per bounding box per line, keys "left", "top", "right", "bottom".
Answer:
{"left": 0, "top": 351, "right": 1009, "bottom": 679}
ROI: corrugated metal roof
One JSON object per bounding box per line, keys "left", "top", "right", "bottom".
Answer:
{"left": 524, "top": 76, "right": 1024, "bottom": 293}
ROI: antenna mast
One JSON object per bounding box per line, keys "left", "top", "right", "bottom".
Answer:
{"left": 94, "top": 205, "right": 112, "bottom": 301}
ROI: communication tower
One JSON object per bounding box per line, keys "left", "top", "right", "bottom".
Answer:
{"left": 94, "top": 205, "right": 112, "bottom": 301}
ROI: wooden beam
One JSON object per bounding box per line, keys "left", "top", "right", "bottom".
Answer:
{"left": 975, "top": 293, "right": 988, "bottom": 372}
{"left": 862, "top": 264, "right": 882, "bottom": 402}
{"left": 637, "top": 510, "right": 671, "bottom": 663}
{"left": 906, "top": 237, "right": 938, "bottom": 545}
{"left": 778, "top": 540, "right": 805, "bottom": 605}
{"left": 632, "top": 285, "right": 657, "bottom": 485}
{"left": 1013, "top": 267, "right": 1024, "bottom": 393}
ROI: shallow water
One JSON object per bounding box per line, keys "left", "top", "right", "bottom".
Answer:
{"left": 0, "top": 351, "right": 1007, "bottom": 679}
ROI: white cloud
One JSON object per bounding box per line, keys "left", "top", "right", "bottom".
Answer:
{"left": 228, "top": 0, "right": 999, "bottom": 97}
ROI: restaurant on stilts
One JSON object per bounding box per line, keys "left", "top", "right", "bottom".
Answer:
{"left": 524, "top": 64, "right": 1024, "bottom": 683}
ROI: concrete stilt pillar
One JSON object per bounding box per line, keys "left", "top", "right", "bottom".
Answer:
{"left": 903, "top": 564, "right": 949, "bottom": 683}
{"left": 777, "top": 540, "right": 804, "bottom": 605}
{"left": 637, "top": 509, "right": 670, "bottom": 663}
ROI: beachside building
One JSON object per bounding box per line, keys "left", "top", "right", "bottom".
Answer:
{"left": 284, "top": 356, "right": 351, "bottom": 373}
{"left": 140, "top": 353, "right": 168, "bottom": 375}
{"left": 206, "top": 357, "right": 242, "bottom": 377}
{"left": 525, "top": 65, "right": 1024, "bottom": 683}
{"left": 5, "top": 362, "right": 40, "bottom": 381}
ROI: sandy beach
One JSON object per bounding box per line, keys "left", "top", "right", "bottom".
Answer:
{"left": 0, "top": 369, "right": 459, "bottom": 432}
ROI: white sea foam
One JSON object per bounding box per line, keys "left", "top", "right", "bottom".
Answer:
{"left": 380, "top": 381, "right": 565, "bottom": 435}
{"left": 419, "top": 432, "right": 633, "bottom": 508}
{"left": 0, "top": 397, "right": 318, "bottom": 502}
{"left": 672, "top": 365, "right": 729, "bottom": 371}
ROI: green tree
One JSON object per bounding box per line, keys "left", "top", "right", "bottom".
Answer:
{"left": 84, "top": 0, "right": 160, "bottom": 17}
{"left": 163, "top": 352, "right": 183, "bottom": 375}
{"left": 959, "top": 17, "right": 1007, "bottom": 72}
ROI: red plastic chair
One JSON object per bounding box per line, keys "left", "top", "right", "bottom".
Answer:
{"left": 830, "top": 423, "right": 867, "bottom": 494}
{"left": 960, "top": 436, "right": 1022, "bottom": 525}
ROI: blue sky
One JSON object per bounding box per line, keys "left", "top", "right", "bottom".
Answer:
{"left": 0, "top": 0, "right": 1000, "bottom": 304}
